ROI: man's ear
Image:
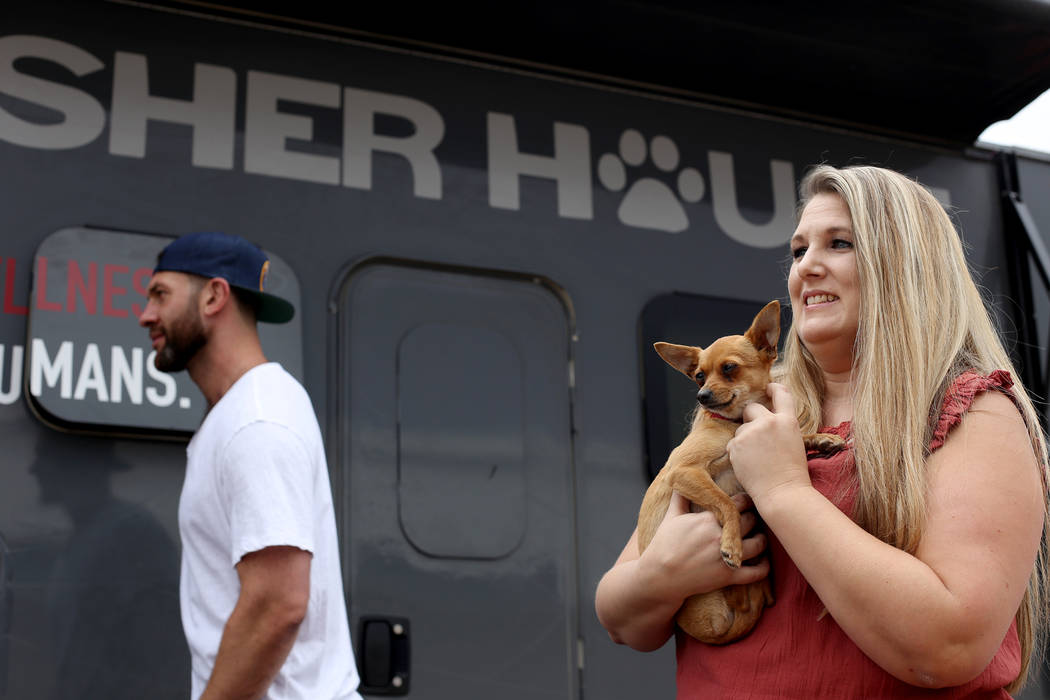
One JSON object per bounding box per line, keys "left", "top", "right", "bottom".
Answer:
{"left": 199, "top": 277, "right": 233, "bottom": 318}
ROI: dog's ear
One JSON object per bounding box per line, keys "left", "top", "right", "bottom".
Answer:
{"left": 744, "top": 300, "right": 780, "bottom": 359}
{"left": 654, "top": 342, "right": 701, "bottom": 378}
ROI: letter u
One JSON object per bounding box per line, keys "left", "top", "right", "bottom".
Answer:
{"left": 0, "top": 344, "right": 23, "bottom": 405}
{"left": 709, "top": 151, "right": 795, "bottom": 249}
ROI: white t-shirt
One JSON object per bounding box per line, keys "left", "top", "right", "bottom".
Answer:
{"left": 179, "top": 362, "right": 361, "bottom": 700}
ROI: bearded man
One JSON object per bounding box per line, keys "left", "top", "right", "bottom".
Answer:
{"left": 139, "top": 232, "right": 361, "bottom": 700}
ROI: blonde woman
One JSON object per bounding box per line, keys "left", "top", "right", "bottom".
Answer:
{"left": 595, "top": 164, "right": 1050, "bottom": 698}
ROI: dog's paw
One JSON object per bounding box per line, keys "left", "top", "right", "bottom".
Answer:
{"left": 720, "top": 526, "right": 744, "bottom": 568}
{"left": 721, "top": 548, "right": 742, "bottom": 568}
{"left": 803, "top": 432, "right": 846, "bottom": 455}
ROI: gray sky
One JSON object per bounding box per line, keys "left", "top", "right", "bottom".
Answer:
{"left": 978, "top": 87, "right": 1050, "bottom": 155}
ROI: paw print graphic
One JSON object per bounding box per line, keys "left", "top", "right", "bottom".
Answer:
{"left": 598, "top": 129, "right": 704, "bottom": 233}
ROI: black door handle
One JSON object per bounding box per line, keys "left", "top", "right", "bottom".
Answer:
{"left": 358, "top": 616, "right": 410, "bottom": 695}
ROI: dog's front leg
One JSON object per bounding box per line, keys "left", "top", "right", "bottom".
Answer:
{"left": 802, "top": 432, "right": 846, "bottom": 455}
{"left": 668, "top": 467, "right": 743, "bottom": 568}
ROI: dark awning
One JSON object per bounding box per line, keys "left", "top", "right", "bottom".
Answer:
{"left": 156, "top": 0, "right": 1050, "bottom": 147}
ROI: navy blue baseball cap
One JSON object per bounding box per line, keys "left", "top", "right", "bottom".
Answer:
{"left": 154, "top": 232, "right": 295, "bottom": 324}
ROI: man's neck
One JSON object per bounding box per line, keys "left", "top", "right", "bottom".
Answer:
{"left": 188, "top": 334, "right": 267, "bottom": 407}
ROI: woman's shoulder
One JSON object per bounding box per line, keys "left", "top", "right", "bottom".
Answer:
{"left": 930, "top": 370, "right": 1018, "bottom": 452}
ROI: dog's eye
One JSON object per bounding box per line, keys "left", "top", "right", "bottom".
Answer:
{"left": 694, "top": 371, "right": 705, "bottom": 384}
{"left": 722, "top": 363, "right": 737, "bottom": 377}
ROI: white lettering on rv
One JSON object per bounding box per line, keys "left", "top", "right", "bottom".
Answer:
{"left": 31, "top": 338, "right": 73, "bottom": 398}
{"left": 73, "top": 344, "right": 145, "bottom": 402}
{"left": 110, "top": 345, "right": 143, "bottom": 404}
{"left": 244, "top": 75, "right": 446, "bottom": 194}
{"left": 0, "top": 343, "right": 23, "bottom": 405}
{"left": 145, "top": 351, "right": 177, "bottom": 407}
{"left": 73, "top": 342, "right": 108, "bottom": 401}
{"left": 109, "top": 51, "right": 236, "bottom": 169}
{"left": 27, "top": 338, "right": 181, "bottom": 407}
{"left": 245, "top": 70, "right": 341, "bottom": 184}
{"left": 708, "top": 151, "right": 796, "bottom": 249}
{"left": 0, "top": 34, "right": 953, "bottom": 243}
{"left": 0, "top": 35, "right": 106, "bottom": 149}
{"left": 344, "top": 87, "right": 444, "bottom": 199}
{"left": 487, "top": 112, "right": 593, "bottom": 219}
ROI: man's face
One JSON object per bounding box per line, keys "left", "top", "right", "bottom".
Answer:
{"left": 138, "top": 271, "right": 207, "bottom": 372}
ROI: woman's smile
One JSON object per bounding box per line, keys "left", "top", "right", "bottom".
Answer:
{"left": 788, "top": 193, "right": 860, "bottom": 360}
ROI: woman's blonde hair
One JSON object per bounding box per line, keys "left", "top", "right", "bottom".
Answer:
{"left": 778, "top": 164, "right": 1050, "bottom": 691}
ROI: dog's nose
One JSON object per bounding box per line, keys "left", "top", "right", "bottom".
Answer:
{"left": 697, "top": 389, "right": 713, "bottom": 405}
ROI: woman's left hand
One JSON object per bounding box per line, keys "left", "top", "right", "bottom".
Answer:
{"left": 727, "top": 382, "right": 812, "bottom": 507}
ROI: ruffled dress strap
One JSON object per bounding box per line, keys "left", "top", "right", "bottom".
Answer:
{"left": 929, "top": 370, "right": 1017, "bottom": 452}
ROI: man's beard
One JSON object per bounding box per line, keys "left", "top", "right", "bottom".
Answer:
{"left": 154, "top": 306, "right": 207, "bottom": 372}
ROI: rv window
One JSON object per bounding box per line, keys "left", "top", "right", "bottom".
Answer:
{"left": 396, "top": 321, "right": 527, "bottom": 559}
{"left": 26, "top": 227, "right": 303, "bottom": 436}
{"left": 640, "top": 294, "right": 788, "bottom": 481}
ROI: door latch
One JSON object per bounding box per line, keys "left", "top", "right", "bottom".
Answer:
{"left": 358, "top": 616, "right": 410, "bottom": 695}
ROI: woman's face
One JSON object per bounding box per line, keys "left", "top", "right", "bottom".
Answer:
{"left": 788, "top": 193, "right": 861, "bottom": 363}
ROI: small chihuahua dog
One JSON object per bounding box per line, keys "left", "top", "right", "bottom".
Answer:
{"left": 637, "top": 300, "right": 842, "bottom": 644}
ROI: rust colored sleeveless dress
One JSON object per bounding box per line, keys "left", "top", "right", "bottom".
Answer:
{"left": 675, "top": 371, "right": 1022, "bottom": 699}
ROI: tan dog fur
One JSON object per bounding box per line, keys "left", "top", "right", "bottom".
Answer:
{"left": 637, "top": 300, "right": 843, "bottom": 644}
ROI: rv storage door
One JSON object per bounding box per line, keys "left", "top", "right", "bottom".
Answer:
{"left": 336, "top": 261, "right": 578, "bottom": 699}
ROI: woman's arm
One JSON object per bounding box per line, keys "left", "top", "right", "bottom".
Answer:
{"left": 595, "top": 492, "right": 770, "bottom": 651}
{"left": 728, "top": 384, "right": 1045, "bottom": 688}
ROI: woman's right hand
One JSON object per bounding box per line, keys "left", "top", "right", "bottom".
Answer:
{"left": 595, "top": 492, "right": 769, "bottom": 651}
{"left": 638, "top": 492, "right": 770, "bottom": 603}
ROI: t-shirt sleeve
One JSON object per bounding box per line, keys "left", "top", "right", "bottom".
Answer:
{"left": 929, "top": 369, "right": 1017, "bottom": 452}
{"left": 219, "top": 420, "right": 316, "bottom": 567}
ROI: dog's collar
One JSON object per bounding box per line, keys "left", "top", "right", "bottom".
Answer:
{"left": 704, "top": 409, "right": 742, "bottom": 424}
